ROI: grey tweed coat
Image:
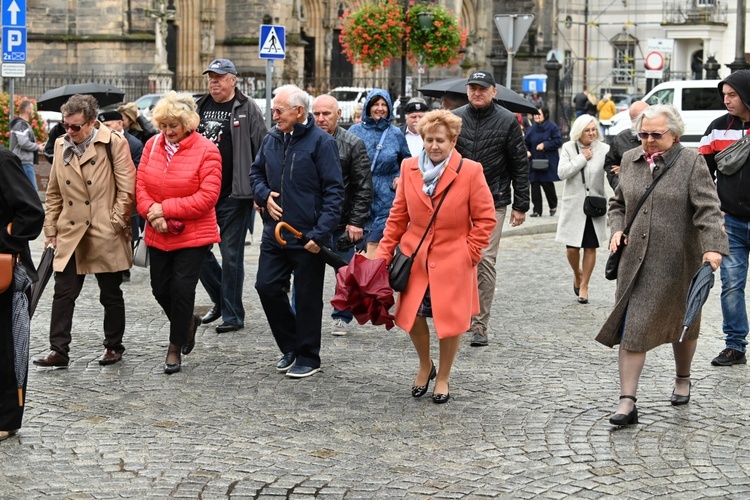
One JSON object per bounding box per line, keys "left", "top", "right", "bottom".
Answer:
{"left": 595, "top": 144, "right": 728, "bottom": 352}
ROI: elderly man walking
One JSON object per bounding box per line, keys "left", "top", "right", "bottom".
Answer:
{"left": 453, "top": 70, "right": 529, "bottom": 347}
{"left": 196, "top": 58, "right": 267, "bottom": 333}
{"left": 312, "top": 94, "right": 373, "bottom": 335}
{"left": 250, "top": 85, "right": 344, "bottom": 378}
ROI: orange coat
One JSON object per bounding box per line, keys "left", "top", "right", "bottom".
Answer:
{"left": 375, "top": 152, "right": 496, "bottom": 338}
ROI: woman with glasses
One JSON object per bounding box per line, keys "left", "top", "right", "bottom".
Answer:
{"left": 597, "top": 104, "right": 727, "bottom": 426}
{"left": 137, "top": 91, "right": 222, "bottom": 374}
{"left": 348, "top": 89, "right": 411, "bottom": 258}
{"left": 555, "top": 114, "right": 609, "bottom": 304}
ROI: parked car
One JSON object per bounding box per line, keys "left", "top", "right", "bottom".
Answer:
{"left": 603, "top": 80, "right": 724, "bottom": 148}
{"left": 134, "top": 93, "right": 205, "bottom": 120}
{"left": 329, "top": 87, "right": 372, "bottom": 122}
{"left": 611, "top": 93, "right": 641, "bottom": 114}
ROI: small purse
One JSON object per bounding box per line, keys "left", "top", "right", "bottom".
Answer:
{"left": 583, "top": 196, "right": 607, "bottom": 217}
{"left": 387, "top": 160, "right": 464, "bottom": 291}
{"left": 132, "top": 236, "right": 149, "bottom": 268}
{"left": 531, "top": 158, "right": 549, "bottom": 170}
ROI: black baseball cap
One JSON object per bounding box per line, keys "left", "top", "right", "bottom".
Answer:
{"left": 203, "top": 59, "right": 237, "bottom": 75}
{"left": 97, "top": 110, "right": 123, "bottom": 122}
{"left": 467, "top": 71, "right": 496, "bottom": 88}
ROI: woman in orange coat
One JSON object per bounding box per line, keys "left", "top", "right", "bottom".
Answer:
{"left": 375, "top": 110, "right": 496, "bottom": 403}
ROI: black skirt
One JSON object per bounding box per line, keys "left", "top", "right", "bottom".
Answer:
{"left": 580, "top": 216, "right": 600, "bottom": 249}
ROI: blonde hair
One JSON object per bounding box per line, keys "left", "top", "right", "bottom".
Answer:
{"left": 352, "top": 102, "right": 364, "bottom": 122}
{"left": 151, "top": 91, "right": 200, "bottom": 131}
{"left": 416, "top": 109, "right": 462, "bottom": 140}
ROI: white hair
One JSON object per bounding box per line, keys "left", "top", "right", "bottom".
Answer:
{"left": 633, "top": 104, "right": 685, "bottom": 137}
{"left": 275, "top": 84, "right": 311, "bottom": 114}
{"left": 569, "top": 114, "right": 602, "bottom": 142}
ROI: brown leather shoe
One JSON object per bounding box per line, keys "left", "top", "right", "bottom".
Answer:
{"left": 33, "top": 351, "right": 69, "bottom": 368}
{"left": 98, "top": 348, "right": 123, "bottom": 366}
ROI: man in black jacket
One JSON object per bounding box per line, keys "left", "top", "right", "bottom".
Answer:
{"left": 454, "top": 70, "right": 529, "bottom": 347}
{"left": 603, "top": 100, "right": 648, "bottom": 189}
{"left": 698, "top": 69, "right": 750, "bottom": 367}
{"left": 312, "top": 94, "right": 373, "bottom": 335}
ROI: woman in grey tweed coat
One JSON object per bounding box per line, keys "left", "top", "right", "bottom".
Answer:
{"left": 596, "top": 105, "right": 728, "bottom": 426}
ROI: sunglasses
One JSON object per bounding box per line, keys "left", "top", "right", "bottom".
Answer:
{"left": 638, "top": 130, "right": 670, "bottom": 140}
{"left": 270, "top": 106, "right": 298, "bottom": 116}
{"left": 62, "top": 122, "right": 88, "bottom": 132}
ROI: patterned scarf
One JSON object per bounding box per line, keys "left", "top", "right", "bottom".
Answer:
{"left": 165, "top": 139, "right": 179, "bottom": 167}
{"left": 418, "top": 150, "right": 452, "bottom": 196}
{"left": 643, "top": 150, "right": 665, "bottom": 174}
{"left": 62, "top": 127, "right": 97, "bottom": 166}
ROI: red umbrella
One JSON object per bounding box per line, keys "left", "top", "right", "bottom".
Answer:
{"left": 331, "top": 254, "right": 395, "bottom": 330}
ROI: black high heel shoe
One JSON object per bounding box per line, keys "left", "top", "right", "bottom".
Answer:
{"left": 182, "top": 313, "right": 201, "bottom": 355}
{"left": 671, "top": 374, "right": 691, "bottom": 406}
{"left": 164, "top": 343, "right": 182, "bottom": 374}
{"left": 432, "top": 383, "right": 450, "bottom": 404}
{"left": 411, "top": 361, "right": 436, "bottom": 398}
{"left": 609, "top": 395, "right": 638, "bottom": 426}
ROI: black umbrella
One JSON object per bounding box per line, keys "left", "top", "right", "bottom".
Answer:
{"left": 37, "top": 83, "right": 126, "bottom": 112}
{"left": 11, "top": 264, "right": 31, "bottom": 407}
{"left": 274, "top": 222, "right": 348, "bottom": 269}
{"left": 29, "top": 246, "right": 54, "bottom": 318}
{"left": 418, "top": 78, "right": 539, "bottom": 114}
{"left": 679, "top": 262, "right": 715, "bottom": 342}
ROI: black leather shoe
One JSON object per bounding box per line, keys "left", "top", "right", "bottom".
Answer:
{"left": 432, "top": 384, "right": 450, "bottom": 404}
{"left": 671, "top": 375, "right": 691, "bottom": 406}
{"left": 182, "top": 313, "right": 201, "bottom": 355}
{"left": 411, "top": 361, "right": 436, "bottom": 397}
{"left": 578, "top": 296, "right": 589, "bottom": 304}
{"left": 164, "top": 344, "right": 181, "bottom": 374}
{"left": 276, "top": 352, "right": 296, "bottom": 372}
{"left": 216, "top": 322, "right": 243, "bottom": 333}
{"left": 201, "top": 304, "right": 221, "bottom": 324}
{"left": 609, "top": 395, "right": 638, "bottom": 426}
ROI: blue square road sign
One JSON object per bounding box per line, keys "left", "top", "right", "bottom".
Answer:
{"left": 2, "top": 26, "right": 26, "bottom": 62}
{"left": 2, "top": 0, "right": 26, "bottom": 27}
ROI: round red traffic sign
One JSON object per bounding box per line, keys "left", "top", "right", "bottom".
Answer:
{"left": 645, "top": 51, "right": 664, "bottom": 70}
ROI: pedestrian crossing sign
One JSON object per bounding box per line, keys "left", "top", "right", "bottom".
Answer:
{"left": 259, "top": 25, "right": 285, "bottom": 60}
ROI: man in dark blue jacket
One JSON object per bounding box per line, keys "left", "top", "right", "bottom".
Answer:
{"left": 250, "top": 85, "right": 344, "bottom": 378}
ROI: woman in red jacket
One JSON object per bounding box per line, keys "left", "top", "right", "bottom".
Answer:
{"left": 375, "top": 110, "right": 496, "bottom": 403}
{"left": 136, "top": 92, "right": 222, "bottom": 374}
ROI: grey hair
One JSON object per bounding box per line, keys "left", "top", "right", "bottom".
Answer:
{"left": 569, "top": 114, "right": 602, "bottom": 142}
{"left": 275, "top": 84, "right": 311, "bottom": 114}
{"left": 633, "top": 104, "right": 685, "bottom": 137}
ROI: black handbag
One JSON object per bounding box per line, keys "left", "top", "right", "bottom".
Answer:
{"left": 605, "top": 146, "right": 683, "bottom": 280}
{"left": 388, "top": 160, "right": 464, "bottom": 291}
{"left": 531, "top": 158, "right": 549, "bottom": 170}
{"left": 583, "top": 196, "right": 607, "bottom": 217}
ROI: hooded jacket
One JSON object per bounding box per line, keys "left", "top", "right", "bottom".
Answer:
{"left": 453, "top": 102, "right": 530, "bottom": 212}
{"left": 9, "top": 116, "right": 40, "bottom": 165}
{"left": 250, "top": 114, "right": 344, "bottom": 249}
{"left": 698, "top": 69, "right": 750, "bottom": 220}
{"left": 348, "top": 89, "right": 411, "bottom": 232}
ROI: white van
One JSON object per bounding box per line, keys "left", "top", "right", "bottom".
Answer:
{"left": 604, "top": 80, "right": 725, "bottom": 148}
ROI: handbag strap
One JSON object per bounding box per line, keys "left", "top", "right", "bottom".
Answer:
{"left": 370, "top": 127, "right": 389, "bottom": 172}
{"left": 409, "top": 159, "right": 464, "bottom": 259}
{"left": 576, "top": 143, "right": 592, "bottom": 194}
{"left": 621, "top": 146, "right": 684, "bottom": 236}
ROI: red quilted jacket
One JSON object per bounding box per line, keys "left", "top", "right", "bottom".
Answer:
{"left": 136, "top": 131, "right": 222, "bottom": 251}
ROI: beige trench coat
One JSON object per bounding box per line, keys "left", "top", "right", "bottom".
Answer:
{"left": 595, "top": 145, "right": 728, "bottom": 352}
{"left": 44, "top": 123, "right": 136, "bottom": 273}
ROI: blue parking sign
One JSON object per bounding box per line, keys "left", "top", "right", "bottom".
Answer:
{"left": 2, "top": 26, "right": 26, "bottom": 62}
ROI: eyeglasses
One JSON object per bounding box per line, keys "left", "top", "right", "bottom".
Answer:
{"left": 638, "top": 130, "right": 670, "bottom": 140}
{"left": 61, "top": 121, "right": 89, "bottom": 132}
{"left": 271, "top": 106, "right": 297, "bottom": 116}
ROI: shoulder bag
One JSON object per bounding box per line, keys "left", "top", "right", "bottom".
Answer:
{"left": 605, "top": 146, "right": 683, "bottom": 280}
{"left": 577, "top": 144, "right": 607, "bottom": 218}
{"left": 715, "top": 133, "right": 750, "bottom": 176}
{"left": 0, "top": 223, "right": 17, "bottom": 294}
{"left": 388, "top": 160, "right": 464, "bottom": 292}
{"left": 133, "top": 236, "right": 150, "bottom": 268}
{"left": 531, "top": 158, "right": 549, "bottom": 170}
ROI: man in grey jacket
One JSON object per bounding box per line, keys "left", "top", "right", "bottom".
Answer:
{"left": 9, "top": 100, "right": 42, "bottom": 190}
{"left": 312, "top": 94, "right": 373, "bottom": 335}
{"left": 196, "top": 58, "right": 268, "bottom": 333}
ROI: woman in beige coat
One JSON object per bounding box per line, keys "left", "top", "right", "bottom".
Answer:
{"left": 33, "top": 94, "right": 136, "bottom": 368}
{"left": 555, "top": 114, "right": 609, "bottom": 304}
{"left": 596, "top": 105, "right": 728, "bottom": 426}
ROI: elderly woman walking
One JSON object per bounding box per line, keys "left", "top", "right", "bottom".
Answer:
{"left": 597, "top": 105, "right": 728, "bottom": 425}
{"left": 375, "top": 110, "right": 496, "bottom": 403}
{"left": 556, "top": 114, "right": 609, "bottom": 304}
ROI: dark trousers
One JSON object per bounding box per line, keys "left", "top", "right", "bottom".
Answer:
{"left": 531, "top": 181, "right": 558, "bottom": 215}
{"left": 255, "top": 242, "right": 326, "bottom": 368}
{"left": 149, "top": 245, "right": 209, "bottom": 346}
{"left": 49, "top": 253, "right": 125, "bottom": 356}
{"left": 0, "top": 287, "right": 25, "bottom": 430}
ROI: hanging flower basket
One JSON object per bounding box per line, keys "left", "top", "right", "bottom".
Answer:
{"left": 406, "top": 3, "right": 466, "bottom": 68}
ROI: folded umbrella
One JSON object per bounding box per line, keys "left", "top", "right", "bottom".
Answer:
{"left": 28, "top": 246, "right": 54, "bottom": 318}
{"left": 679, "top": 262, "right": 715, "bottom": 342}
{"left": 274, "top": 221, "right": 348, "bottom": 269}
{"left": 37, "top": 83, "right": 126, "bottom": 112}
{"left": 331, "top": 254, "right": 395, "bottom": 330}
{"left": 418, "top": 78, "right": 539, "bottom": 114}
{"left": 11, "top": 264, "right": 32, "bottom": 407}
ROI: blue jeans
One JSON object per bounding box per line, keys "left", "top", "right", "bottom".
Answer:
{"left": 22, "top": 164, "right": 38, "bottom": 191}
{"left": 199, "top": 197, "right": 251, "bottom": 326}
{"left": 331, "top": 227, "right": 355, "bottom": 323}
{"left": 720, "top": 214, "right": 750, "bottom": 352}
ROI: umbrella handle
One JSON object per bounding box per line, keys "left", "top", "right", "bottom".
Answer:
{"left": 274, "top": 222, "right": 303, "bottom": 246}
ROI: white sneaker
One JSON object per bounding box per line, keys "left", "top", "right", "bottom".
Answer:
{"left": 331, "top": 318, "right": 350, "bottom": 336}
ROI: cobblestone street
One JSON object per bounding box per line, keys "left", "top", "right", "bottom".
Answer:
{"left": 1, "top": 212, "right": 749, "bottom": 498}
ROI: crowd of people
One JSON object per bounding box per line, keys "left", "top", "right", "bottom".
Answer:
{"left": 2, "top": 64, "right": 749, "bottom": 441}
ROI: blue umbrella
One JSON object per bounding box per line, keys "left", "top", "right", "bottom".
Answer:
{"left": 680, "top": 262, "right": 715, "bottom": 342}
